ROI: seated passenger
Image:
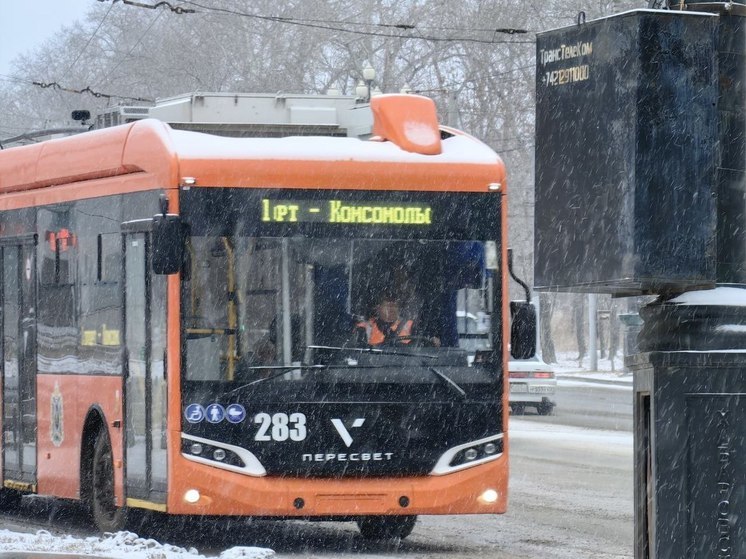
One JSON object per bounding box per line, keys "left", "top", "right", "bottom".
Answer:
{"left": 249, "top": 314, "right": 303, "bottom": 366}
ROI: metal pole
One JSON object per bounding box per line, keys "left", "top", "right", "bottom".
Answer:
{"left": 304, "top": 264, "right": 314, "bottom": 364}
{"left": 534, "top": 296, "right": 542, "bottom": 360}
{"left": 281, "top": 239, "right": 292, "bottom": 366}
{"left": 588, "top": 293, "right": 598, "bottom": 370}
{"left": 447, "top": 90, "right": 460, "bottom": 128}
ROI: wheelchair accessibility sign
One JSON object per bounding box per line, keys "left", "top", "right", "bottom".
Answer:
{"left": 184, "top": 404, "right": 205, "bottom": 423}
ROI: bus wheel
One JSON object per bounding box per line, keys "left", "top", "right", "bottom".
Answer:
{"left": 356, "top": 515, "right": 417, "bottom": 540}
{"left": 0, "top": 489, "right": 22, "bottom": 510}
{"left": 91, "top": 429, "right": 127, "bottom": 532}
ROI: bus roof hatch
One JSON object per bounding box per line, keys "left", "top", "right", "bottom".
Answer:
{"left": 371, "top": 94, "right": 442, "bottom": 155}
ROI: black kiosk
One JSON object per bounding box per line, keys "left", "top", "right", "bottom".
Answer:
{"left": 535, "top": 4, "right": 745, "bottom": 558}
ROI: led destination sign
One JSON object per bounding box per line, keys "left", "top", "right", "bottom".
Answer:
{"left": 261, "top": 199, "right": 433, "bottom": 225}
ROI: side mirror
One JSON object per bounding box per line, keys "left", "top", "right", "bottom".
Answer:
{"left": 152, "top": 214, "right": 185, "bottom": 275}
{"left": 510, "top": 301, "right": 537, "bottom": 360}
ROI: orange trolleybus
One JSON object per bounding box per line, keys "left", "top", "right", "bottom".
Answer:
{"left": 0, "top": 94, "right": 528, "bottom": 539}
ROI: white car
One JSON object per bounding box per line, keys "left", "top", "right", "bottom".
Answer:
{"left": 508, "top": 356, "right": 556, "bottom": 415}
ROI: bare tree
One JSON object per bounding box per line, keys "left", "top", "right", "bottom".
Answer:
{"left": 0, "top": 0, "right": 646, "bottom": 366}
{"left": 573, "top": 294, "right": 586, "bottom": 365}
{"left": 539, "top": 292, "right": 556, "bottom": 363}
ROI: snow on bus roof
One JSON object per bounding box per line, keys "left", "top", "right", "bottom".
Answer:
{"left": 668, "top": 286, "right": 746, "bottom": 306}
{"left": 168, "top": 128, "right": 501, "bottom": 165}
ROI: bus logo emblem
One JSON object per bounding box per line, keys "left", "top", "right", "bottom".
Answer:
{"left": 50, "top": 382, "right": 64, "bottom": 447}
{"left": 331, "top": 418, "right": 365, "bottom": 447}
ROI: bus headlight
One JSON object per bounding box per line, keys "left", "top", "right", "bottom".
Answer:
{"left": 181, "top": 438, "right": 244, "bottom": 468}
{"left": 479, "top": 489, "right": 499, "bottom": 504}
{"left": 184, "top": 489, "right": 200, "bottom": 503}
{"left": 430, "top": 435, "right": 504, "bottom": 475}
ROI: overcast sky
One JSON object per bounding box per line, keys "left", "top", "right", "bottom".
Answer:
{"left": 0, "top": 0, "right": 92, "bottom": 76}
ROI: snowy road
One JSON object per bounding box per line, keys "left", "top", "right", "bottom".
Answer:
{"left": 257, "top": 413, "right": 633, "bottom": 558}
{"left": 0, "top": 382, "right": 633, "bottom": 558}
{"left": 532, "top": 379, "right": 634, "bottom": 431}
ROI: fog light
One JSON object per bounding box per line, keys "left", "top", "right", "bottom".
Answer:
{"left": 190, "top": 443, "right": 203, "bottom": 455}
{"left": 464, "top": 448, "right": 478, "bottom": 461}
{"left": 484, "top": 443, "right": 497, "bottom": 455}
{"left": 213, "top": 448, "right": 226, "bottom": 461}
{"left": 184, "top": 489, "right": 200, "bottom": 503}
{"left": 480, "top": 489, "right": 499, "bottom": 504}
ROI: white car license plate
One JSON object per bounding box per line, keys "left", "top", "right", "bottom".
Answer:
{"left": 510, "top": 384, "right": 528, "bottom": 393}
{"left": 529, "top": 385, "right": 555, "bottom": 394}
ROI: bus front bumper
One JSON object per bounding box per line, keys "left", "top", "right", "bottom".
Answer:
{"left": 167, "top": 452, "right": 508, "bottom": 517}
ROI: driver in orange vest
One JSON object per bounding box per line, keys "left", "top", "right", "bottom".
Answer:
{"left": 355, "top": 295, "right": 414, "bottom": 346}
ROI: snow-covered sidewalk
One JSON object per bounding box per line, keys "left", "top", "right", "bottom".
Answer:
{"left": 0, "top": 529, "right": 274, "bottom": 559}
{"left": 551, "top": 352, "right": 634, "bottom": 386}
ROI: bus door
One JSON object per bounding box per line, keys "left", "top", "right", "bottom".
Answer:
{"left": 123, "top": 229, "right": 167, "bottom": 504}
{"left": 1, "top": 240, "right": 37, "bottom": 486}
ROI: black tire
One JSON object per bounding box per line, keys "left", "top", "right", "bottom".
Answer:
{"left": 91, "top": 428, "right": 128, "bottom": 532}
{"left": 510, "top": 403, "right": 526, "bottom": 415}
{"left": 357, "top": 515, "right": 417, "bottom": 540}
{"left": 536, "top": 401, "right": 554, "bottom": 416}
{"left": 0, "top": 489, "right": 22, "bottom": 511}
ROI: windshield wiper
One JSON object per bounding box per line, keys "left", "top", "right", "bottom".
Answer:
{"left": 307, "top": 344, "right": 438, "bottom": 360}
{"left": 429, "top": 367, "right": 467, "bottom": 399}
{"left": 225, "top": 364, "right": 327, "bottom": 394}
{"left": 224, "top": 362, "right": 395, "bottom": 394}
{"left": 223, "top": 362, "right": 466, "bottom": 399}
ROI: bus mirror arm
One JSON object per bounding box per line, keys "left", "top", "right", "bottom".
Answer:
{"left": 507, "top": 248, "right": 530, "bottom": 303}
{"left": 507, "top": 249, "right": 536, "bottom": 359}
{"left": 152, "top": 214, "right": 186, "bottom": 275}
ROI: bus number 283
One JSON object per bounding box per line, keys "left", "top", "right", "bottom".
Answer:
{"left": 254, "top": 412, "right": 307, "bottom": 441}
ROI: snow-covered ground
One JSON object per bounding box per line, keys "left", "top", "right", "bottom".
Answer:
{"left": 0, "top": 412, "right": 632, "bottom": 559}
{"left": 0, "top": 351, "right": 631, "bottom": 558}
{"left": 0, "top": 529, "right": 275, "bottom": 558}
{"left": 550, "top": 351, "right": 633, "bottom": 385}
{"left": 0, "top": 416, "right": 633, "bottom": 559}
{"left": 511, "top": 417, "right": 632, "bottom": 452}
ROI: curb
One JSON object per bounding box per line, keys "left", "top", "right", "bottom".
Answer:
{"left": 557, "top": 375, "right": 633, "bottom": 387}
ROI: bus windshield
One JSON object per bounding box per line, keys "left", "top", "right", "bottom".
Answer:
{"left": 182, "top": 236, "right": 495, "bottom": 382}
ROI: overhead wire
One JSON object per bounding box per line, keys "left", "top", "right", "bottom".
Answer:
{"left": 98, "top": 9, "right": 165, "bottom": 86}
{"left": 183, "top": 0, "right": 536, "bottom": 45}
{"left": 29, "top": 80, "right": 153, "bottom": 102}
{"left": 0, "top": 73, "right": 27, "bottom": 84}
{"left": 100, "top": 0, "right": 537, "bottom": 45}
{"left": 0, "top": 4, "right": 153, "bottom": 104}
{"left": 98, "top": 0, "right": 195, "bottom": 14}
{"left": 61, "top": 1, "right": 115, "bottom": 77}
{"left": 195, "top": 13, "right": 531, "bottom": 35}
{"left": 3, "top": 0, "right": 538, "bottom": 116}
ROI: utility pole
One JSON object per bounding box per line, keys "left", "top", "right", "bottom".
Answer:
{"left": 446, "top": 90, "right": 460, "bottom": 128}
{"left": 588, "top": 293, "right": 598, "bottom": 371}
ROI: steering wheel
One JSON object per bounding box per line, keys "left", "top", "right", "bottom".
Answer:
{"left": 391, "top": 335, "right": 438, "bottom": 348}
